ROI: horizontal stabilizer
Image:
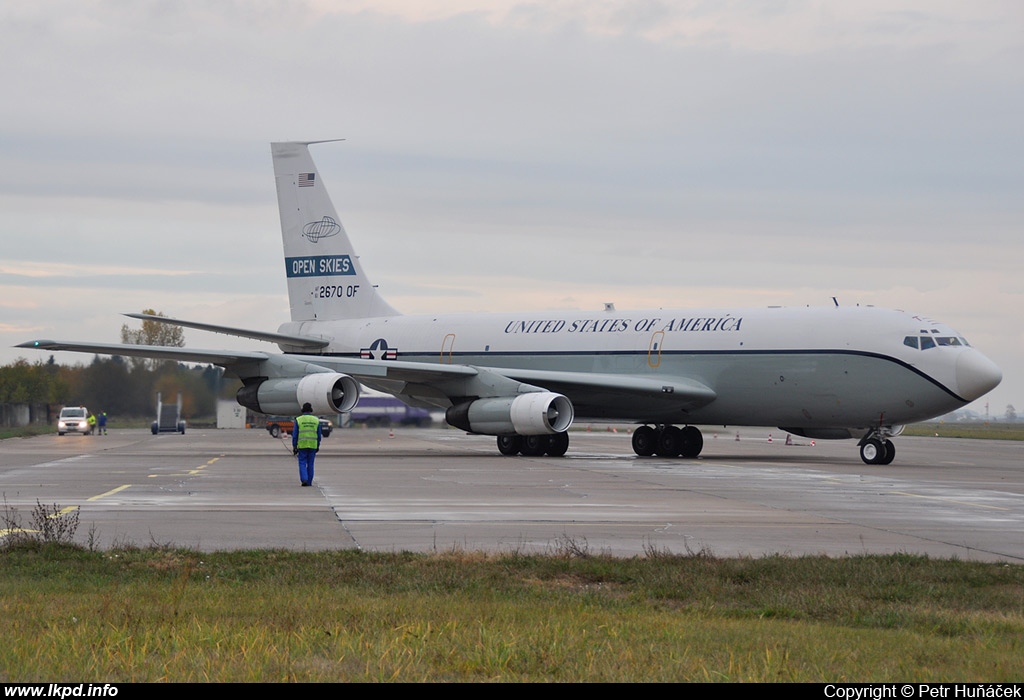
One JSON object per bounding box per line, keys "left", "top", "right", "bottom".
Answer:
{"left": 123, "top": 313, "right": 330, "bottom": 349}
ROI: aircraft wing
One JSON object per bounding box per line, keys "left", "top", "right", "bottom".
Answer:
{"left": 16, "top": 340, "right": 271, "bottom": 367}
{"left": 484, "top": 367, "right": 717, "bottom": 418}
{"left": 17, "top": 340, "right": 717, "bottom": 421}
{"left": 282, "top": 354, "right": 717, "bottom": 419}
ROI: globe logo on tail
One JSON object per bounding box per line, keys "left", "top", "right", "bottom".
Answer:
{"left": 302, "top": 216, "right": 341, "bottom": 243}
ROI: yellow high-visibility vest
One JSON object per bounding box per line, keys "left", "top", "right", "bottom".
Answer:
{"left": 294, "top": 414, "right": 319, "bottom": 450}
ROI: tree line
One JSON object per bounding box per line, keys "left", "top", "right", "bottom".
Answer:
{"left": 0, "top": 355, "right": 233, "bottom": 420}
{"left": 2, "top": 310, "right": 237, "bottom": 420}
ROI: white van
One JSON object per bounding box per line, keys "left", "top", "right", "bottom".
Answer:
{"left": 57, "top": 406, "right": 92, "bottom": 436}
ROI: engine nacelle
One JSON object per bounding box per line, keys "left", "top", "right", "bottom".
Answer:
{"left": 237, "top": 373, "right": 360, "bottom": 416}
{"left": 445, "top": 392, "right": 574, "bottom": 436}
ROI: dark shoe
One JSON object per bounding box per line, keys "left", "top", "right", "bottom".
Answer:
{"left": 301, "top": 481, "right": 310, "bottom": 487}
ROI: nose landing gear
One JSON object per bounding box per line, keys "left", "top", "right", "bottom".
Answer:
{"left": 858, "top": 430, "right": 897, "bottom": 465}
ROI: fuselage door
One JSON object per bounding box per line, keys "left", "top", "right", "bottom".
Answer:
{"left": 648, "top": 331, "right": 664, "bottom": 368}
{"left": 440, "top": 333, "right": 456, "bottom": 364}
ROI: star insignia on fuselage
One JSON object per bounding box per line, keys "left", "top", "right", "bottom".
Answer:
{"left": 360, "top": 338, "right": 397, "bottom": 360}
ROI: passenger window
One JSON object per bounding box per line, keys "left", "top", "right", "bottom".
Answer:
{"left": 920, "top": 336, "right": 936, "bottom": 350}
{"left": 904, "top": 336, "right": 919, "bottom": 349}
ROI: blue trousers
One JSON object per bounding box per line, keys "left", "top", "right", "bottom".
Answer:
{"left": 297, "top": 448, "right": 317, "bottom": 484}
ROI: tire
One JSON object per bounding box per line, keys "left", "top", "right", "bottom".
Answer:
{"left": 860, "top": 438, "right": 885, "bottom": 464}
{"left": 656, "top": 426, "right": 681, "bottom": 457}
{"left": 270, "top": 425, "right": 281, "bottom": 438}
{"left": 631, "top": 426, "right": 657, "bottom": 456}
{"left": 496, "top": 435, "right": 521, "bottom": 456}
{"left": 546, "top": 432, "right": 569, "bottom": 457}
{"left": 880, "top": 439, "right": 896, "bottom": 465}
{"left": 520, "top": 435, "right": 550, "bottom": 457}
{"left": 679, "top": 426, "right": 704, "bottom": 458}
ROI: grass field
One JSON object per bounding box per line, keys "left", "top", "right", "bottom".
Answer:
{"left": 1, "top": 542, "right": 1021, "bottom": 682}
{"left": 901, "top": 422, "right": 1024, "bottom": 441}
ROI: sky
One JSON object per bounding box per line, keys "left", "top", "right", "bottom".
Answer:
{"left": 1, "top": 0, "right": 1021, "bottom": 418}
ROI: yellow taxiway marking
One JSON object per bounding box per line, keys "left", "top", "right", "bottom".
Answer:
{"left": 187, "top": 456, "right": 221, "bottom": 475}
{"left": 3, "top": 483, "right": 139, "bottom": 536}
{"left": 87, "top": 484, "right": 131, "bottom": 501}
{"left": 146, "top": 455, "right": 223, "bottom": 478}
{"left": 0, "top": 528, "right": 38, "bottom": 537}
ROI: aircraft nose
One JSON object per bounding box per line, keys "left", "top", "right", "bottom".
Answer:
{"left": 956, "top": 349, "right": 1002, "bottom": 401}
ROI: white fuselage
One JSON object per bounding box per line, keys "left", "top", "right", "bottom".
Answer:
{"left": 280, "top": 304, "right": 997, "bottom": 430}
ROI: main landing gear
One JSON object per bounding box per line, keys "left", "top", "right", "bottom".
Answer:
{"left": 858, "top": 431, "right": 896, "bottom": 465}
{"left": 631, "top": 425, "right": 704, "bottom": 458}
{"left": 496, "top": 432, "right": 570, "bottom": 457}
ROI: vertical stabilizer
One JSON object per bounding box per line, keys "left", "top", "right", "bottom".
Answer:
{"left": 272, "top": 141, "right": 400, "bottom": 322}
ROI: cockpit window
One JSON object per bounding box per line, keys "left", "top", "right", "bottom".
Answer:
{"left": 907, "top": 334, "right": 971, "bottom": 350}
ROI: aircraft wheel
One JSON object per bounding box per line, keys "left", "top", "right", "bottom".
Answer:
{"left": 546, "top": 432, "right": 569, "bottom": 457}
{"left": 270, "top": 425, "right": 281, "bottom": 438}
{"left": 631, "top": 426, "right": 657, "bottom": 456}
{"left": 656, "top": 426, "right": 681, "bottom": 457}
{"left": 496, "top": 435, "right": 521, "bottom": 456}
{"left": 520, "top": 435, "right": 550, "bottom": 457}
{"left": 679, "top": 426, "right": 704, "bottom": 458}
{"left": 860, "top": 438, "right": 885, "bottom": 465}
{"left": 880, "top": 439, "right": 896, "bottom": 465}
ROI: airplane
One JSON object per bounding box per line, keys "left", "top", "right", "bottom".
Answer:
{"left": 19, "top": 141, "right": 1002, "bottom": 465}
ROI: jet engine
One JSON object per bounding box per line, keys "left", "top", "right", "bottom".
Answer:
{"left": 445, "top": 392, "right": 574, "bottom": 436}
{"left": 237, "top": 373, "right": 360, "bottom": 416}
